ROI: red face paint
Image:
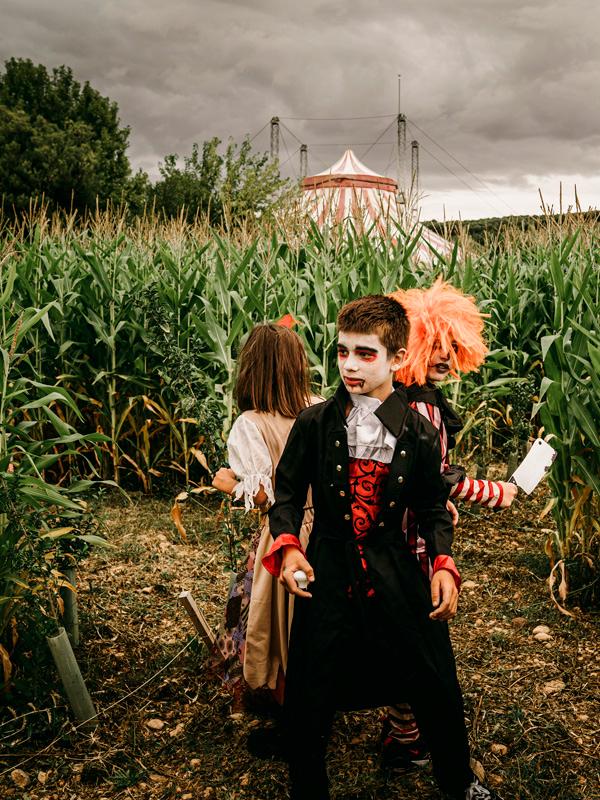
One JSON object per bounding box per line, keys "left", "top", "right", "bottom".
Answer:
{"left": 337, "top": 332, "right": 404, "bottom": 401}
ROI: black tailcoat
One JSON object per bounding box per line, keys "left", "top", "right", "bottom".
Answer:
{"left": 269, "top": 383, "right": 461, "bottom": 713}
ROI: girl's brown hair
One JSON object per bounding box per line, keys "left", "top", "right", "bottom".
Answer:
{"left": 235, "top": 324, "right": 311, "bottom": 417}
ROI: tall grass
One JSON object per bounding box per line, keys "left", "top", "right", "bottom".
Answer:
{"left": 533, "top": 242, "right": 599, "bottom": 607}
{"left": 1, "top": 209, "right": 598, "bottom": 603}
{"left": 0, "top": 253, "right": 109, "bottom": 685}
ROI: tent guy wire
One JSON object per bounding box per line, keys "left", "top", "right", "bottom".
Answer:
{"left": 361, "top": 117, "right": 397, "bottom": 160}
{"left": 406, "top": 117, "right": 518, "bottom": 216}
{"left": 412, "top": 133, "right": 507, "bottom": 218}
{"left": 279, "top": 127, "right": 298, "bottom": 179}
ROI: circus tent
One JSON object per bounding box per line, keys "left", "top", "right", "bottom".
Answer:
{"left": 301, "top": 149, "right": 453, "bottom": 263}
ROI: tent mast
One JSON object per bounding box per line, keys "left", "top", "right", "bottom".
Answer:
{"left": 411, "top": 139, "right": 420, "bottom": 209}
{"left": 270, "top": 116, "right": 280, "bottom": 161}
{"left": 396, "top": 74, "right": 407, "bottom": 205}
{"left": 300, "top": 144, "right": 308, "bottom": 178}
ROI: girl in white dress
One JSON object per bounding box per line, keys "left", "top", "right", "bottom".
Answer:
{"left": 212, "top": 322, "right": 317, "bottom": 703}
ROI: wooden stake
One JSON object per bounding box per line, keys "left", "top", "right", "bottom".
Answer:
{"left": 178, "top": 591, "right": 218, "bottom": 650}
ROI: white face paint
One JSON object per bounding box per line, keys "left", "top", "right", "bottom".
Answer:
{"left": 337, "top": 331, "right": 405, "bottom": 401}
{"left": 426, "top": 342, "right": 457, "bottom": 383}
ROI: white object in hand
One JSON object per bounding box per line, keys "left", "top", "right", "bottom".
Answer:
{"left": 293, "top": 570, "right": 309, "bottom": 590}
{"left": 509, "top": 438, "right": 557, "bottom": 495}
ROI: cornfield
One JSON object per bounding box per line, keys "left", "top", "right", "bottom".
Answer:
{"left": 1, "top": 210, "right": 598, "bottom": 605}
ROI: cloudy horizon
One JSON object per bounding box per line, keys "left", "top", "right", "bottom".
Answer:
{"left": 2, "top": 0, "right": 599, "bottom": 220}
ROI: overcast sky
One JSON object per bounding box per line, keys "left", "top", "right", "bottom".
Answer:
{"left": 2, "top": 0, "right": 599, "bottom": 220}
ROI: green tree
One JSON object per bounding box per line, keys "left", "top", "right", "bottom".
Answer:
{"left": 152, "top": 136, "right": 288, "bottom": 224}
{"left": 0, "top": 58, "right": 137, "bottom": 213}
{"left": 152, "top": 139, "right": 222, "bottom": 221}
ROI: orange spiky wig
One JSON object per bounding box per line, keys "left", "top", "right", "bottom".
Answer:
{"left": 390, "top": 278, "right": 488, "bottom": 386}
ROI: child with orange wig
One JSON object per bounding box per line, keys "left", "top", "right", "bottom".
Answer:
{"left": 394, "top": 277, "right": 517, "bottom": 515}
{"left": 380, "top": 278, "right": 517, "bottom": 771}
{"left": 395, "top": 277, "right": 488, "bottom": 387}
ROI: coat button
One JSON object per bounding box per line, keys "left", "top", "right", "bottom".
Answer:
{"left": 344, "top": 513, "right": 351, "bottom": 521}
{"left": 378, "top": 521, "right": 385, "bottom": 527}
{"left": 397, "top": 476, "right": 404, "bottom": 484}
{"left": 339, "top": 490, "right": 346, "bottom": 497}
{"left": 336, "top": 464, "right": 342, "bottom": 472}
{"left": 400, "top": 450, "right": 407, "bottom": 458}
{"left": 335, "top": 440, "right": 340, "bottom": 447}
{"left": 389, "top": 500, "right": 396, "bottom": 508}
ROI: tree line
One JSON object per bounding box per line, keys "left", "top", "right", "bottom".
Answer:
{"left": 0, "top": 58, "right": 287, "bottom": 223}
{"left": 428, "top": 211, "right": 600, "bottom": 245}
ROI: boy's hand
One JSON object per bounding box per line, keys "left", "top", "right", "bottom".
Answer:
{"left": 429, "top": 570, "right": 459, "bottom": 621}
{"left": 497, "top": 481, "right": 518, "bottom": 507}
{"left": 446, "top": 499, "right": 459, "bottom": 526}
{"left": 212, "top": 467, "right": 238, "bottom": 495}
{"left": 280, "top": 546, "right": 315, "bottom": 599}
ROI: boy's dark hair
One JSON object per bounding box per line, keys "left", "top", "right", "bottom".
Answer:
{"left": 235, "top": 324, "right": 311, "bottom": 417}
{"left": 337, "top": 295, "right": 410, "bottom": 355}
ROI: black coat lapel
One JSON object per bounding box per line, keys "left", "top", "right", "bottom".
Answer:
{"left": 374, "top": 385, "right": 410, "bottom": 438}
{"left": 333, "top": 382, "right": 350, "bottom": 425}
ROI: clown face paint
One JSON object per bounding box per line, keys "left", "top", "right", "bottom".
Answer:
{"left": 337, "top": 331, "right": 405, "bottom": 401}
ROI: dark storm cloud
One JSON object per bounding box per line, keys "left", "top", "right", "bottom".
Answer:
{"left": 1, "top": 0, "right": 599, "bottom": 213}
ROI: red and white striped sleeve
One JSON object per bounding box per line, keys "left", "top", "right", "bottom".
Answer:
{"left": 411, "top": 401, "right": 448, "bottom": 468}
{"left": 450, "top": 477, "right": 505, "bottom": 508}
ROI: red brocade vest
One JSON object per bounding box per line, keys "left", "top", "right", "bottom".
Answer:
{"left": 348, "top": 457, "right": 391, "bottom": 596}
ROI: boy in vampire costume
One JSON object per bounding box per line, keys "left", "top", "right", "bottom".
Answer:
{"left": 262, "top": 295, "right": 493, "bottom": 800}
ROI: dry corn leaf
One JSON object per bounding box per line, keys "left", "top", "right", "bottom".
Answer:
{"left": 170, "top": 502, "right": 187, "bottom": 540}
{"left": 539, "top": 497, "right": 556, "bottom": 520}
{"left": 548, "top": 561, "right": 575, "bottom": 618}
{"left": 191, "top": 448, "right": 209, "bottom": 471}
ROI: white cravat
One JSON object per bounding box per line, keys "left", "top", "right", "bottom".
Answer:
{"left": 346, "top": 394, "right": 397, "bottom": 464}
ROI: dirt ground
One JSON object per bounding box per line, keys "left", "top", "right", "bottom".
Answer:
{"left": 1, "top": 488, "right": 598, "bottom": 800}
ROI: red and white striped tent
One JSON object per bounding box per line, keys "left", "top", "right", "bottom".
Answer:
{"left": 301, "top": 149, "right": 453, "bottom": 263}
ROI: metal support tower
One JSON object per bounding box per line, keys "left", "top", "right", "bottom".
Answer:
{"left": 299, "top": 144, "right": 308, "bottom": 178}
{"left": 411, "top": 139, "right": 420, "bottom": 200}
{"left": 270, "top": 116, "right": 280, "bottom": 161}
{"left": 397, "top": 113, "right": 407, "bottom": 203}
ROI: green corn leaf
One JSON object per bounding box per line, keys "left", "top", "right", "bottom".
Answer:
{"left": 0, "top": 261, "right": 17, "bottom": 306}
{"left": 569, "top": 399, "right": 600, "bottom": 448}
